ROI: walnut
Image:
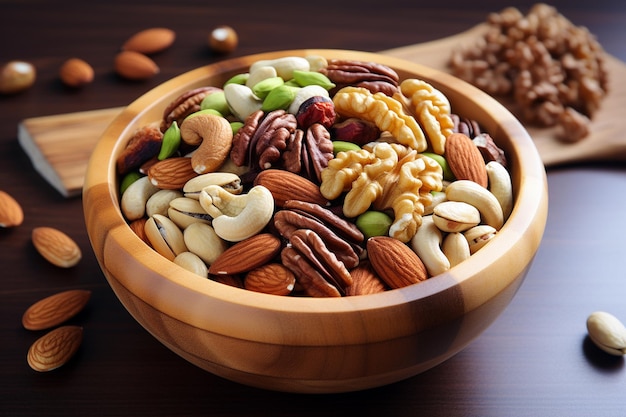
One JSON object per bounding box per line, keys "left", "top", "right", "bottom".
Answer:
{"left": 449, "top": 3, "right": 608, "bottom": 140}
{"left": 320, "top": 142, "right": 443, "bottom": 242}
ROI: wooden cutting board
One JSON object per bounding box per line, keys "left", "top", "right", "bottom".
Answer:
{"left": 18, "top": 24, "right": 626, "bottom": 197}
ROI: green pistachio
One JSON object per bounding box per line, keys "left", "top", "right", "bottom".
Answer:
{"left": 200, "top": 91, "right": 230, "bottom": 116}
{"left": 120, "top": 171, "right": 143, "bottom": 195}
{"left": 184, "top": 108, "right": 223, "bottom": 121}
{"left": 422, "top": 152, "right": 455, "bottom": 181}
{"left": 356, "top": 210, "right": 393, "bottom": 239}
{"left": 292, "top": 70, "right": 336, "bottom": 90}
{"left": 332, "top": 140, "right": 361, "bottom": 155}
{"left": 261, "top": 84, "right": 296, "bottom": 112}
{"left": 251, "top": 76, "right": 285, "bottom": 99}
{"left": 158, "top": 121, "right": 181, "bottom": 160}
{"left": 224, "top": 73, "right": 249, "bottom": 86}
{"left": 230, "top": 121, "right": 244, "bottom": 135}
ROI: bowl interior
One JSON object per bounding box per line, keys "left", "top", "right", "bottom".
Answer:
{"left": 84, "top": 48, "right": 548, "bottom": 346}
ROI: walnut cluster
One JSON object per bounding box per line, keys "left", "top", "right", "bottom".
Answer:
{"left": 449, "top": 3, "right": 609, "bottom": 141}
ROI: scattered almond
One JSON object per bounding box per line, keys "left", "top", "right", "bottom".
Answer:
{"left": 445, "top": 132, "right": 488, "bottom": 188}
{"left": 0, "top": 190, "right": 24, "bottom": 227}
{"left": 27, "top": 325, "right": 83, "bottom": 372}
{"left": 22, "top": 289, "right": 91, "bottom": 331}
{"left": 32, "top": 226, "right": 82, "bottom": 268}
{"left": 59, "top": 58, "right": 94, "bottom": 88}
{"left": 122, "top": 27, "right": 176, "bottom": 55}
{"left": 209, "top": 233, "right": 282, "bottom": 275}
{"left": 367, "top": 236, "right": 428, "bottom": 289}
{"left": 114, "top": 50, "right": 159, "bottom": 81}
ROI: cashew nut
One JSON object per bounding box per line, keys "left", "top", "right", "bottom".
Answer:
{"left": 248, "top": 56, "right": 310, "bottom": 80}
{"left": 224, "top": 82, "right": 263, "bottom": 121}
{"left": 486, "top": 160, "right": 514, "bottom": 221}
{"left": 199, "top": 184, "right": 274, "bottom": 242}
{"left": 410, "top": 215, "right": 450, "bottom": 277}
{"left": 287, "top": 84, "right": 329, "bottom": 114}
{"left": 180, "top": 113, "right": 233, "bottom": 174}
{"left": 245, "top": 65, "right": 278, "bottom": 89}
{"left": 445, "top": 180, "right": 504, "bottom": 230}
{"left": 121, "top": 175, "right": 159, "bottom": 221}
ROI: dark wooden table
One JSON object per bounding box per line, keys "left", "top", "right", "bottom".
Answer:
{"left": 2, "top": 1, "right": 626, "bottom": 415}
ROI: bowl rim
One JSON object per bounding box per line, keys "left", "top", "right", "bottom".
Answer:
{"left": 84, "top": 49, "right": 547, "bottom": 334}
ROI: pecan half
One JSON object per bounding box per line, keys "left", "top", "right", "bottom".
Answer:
{"left": 320, "top": 59, "right": 399, "bottom": 96}
{"left": 160, "top": 86, "right": 221, "bottom": 132}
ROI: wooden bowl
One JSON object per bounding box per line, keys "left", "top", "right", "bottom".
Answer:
{"left": 83, "top": 49, "right": 548, "bottom": 393}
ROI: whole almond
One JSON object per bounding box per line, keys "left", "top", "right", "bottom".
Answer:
{"left": 445, "top": 132, "right": 488, "bottom": 188}
{"left": 245, "top": 263, "right": 296, "bottom": 296}
{"left": 254, "top": 169, "right": 328, "bottom": 207}
{"left": 122, "top": 27, "right": 176, "bottom": 54}
{"left": 0, "top": 190, "right": 24, "bottom": 227}
{"left": 27, "top": 325, "right": 83, "bottom": 372}
{"left": 114, "top": 50, "right": 159, "bottom": 80}
{"left": 209, "top": 233, "right": 282, "bottom": 275}
{"left": 367, "top": 236, "right": 428, "bottom": 289}
{"left": 22, "top": 289, "right": 91, "bottom": 331}
{"left": 59, "top": 58, "right": 94, "bottom": 88}
{"left": 32, "top": 226, "right": 82, "bottom": 268}
{"left": 345, "top": 261, "right": 387, "bottom": 296}
{"left": 147, "top": 157, "right": 198, "bottom": 190}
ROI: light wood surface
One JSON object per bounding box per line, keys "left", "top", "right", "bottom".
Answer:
{"left": 17, "top": 24, "right": 626, "bottom": 197}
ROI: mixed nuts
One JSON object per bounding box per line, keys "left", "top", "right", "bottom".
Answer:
{"left": 116, "top": 54, "right": 514, "bottom": 297}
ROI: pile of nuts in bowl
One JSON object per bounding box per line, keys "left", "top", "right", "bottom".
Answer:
{"left": 117, "top": 54, "right": 513, "bottom": 297}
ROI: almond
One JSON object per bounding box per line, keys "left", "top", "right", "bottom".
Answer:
{"left": 245, "top": 263, "right": 296, "bottom": 296}
{"left": 122, "top": 27, "right": 176, "bottom": 55}
{"left": 345, "top": 261, "right": 387, "bottom": 296}
{"left": 22, "top": 289, "right": 91, "bottom": 331}
{"left": 209, "top": 233, "right": 282, "bottom": 275}
{"left": 32, "top": 227, "right": 82, "bottom": 268}
{"left": 366, "top": 236, "right": 427, "bottom": 289}
{"left": 59, "top": 58, "right": 94, "bottom": 88}
{"left": 114, "top": 50, "right": 159, "bottom": 80}
{"left": 445, "top": 132, "right": 488, "bottom": 188}
{"left": 147, "top": 157, "right": 198, "bottom": 190}
{"left": 0, "top": 190, "right": 24, "bottom": 227}
{"left": 254, "top": 169, "right": 328, "bottom": 207}
{"left": 27, "top": 325, "right": 83, "bottom": 372}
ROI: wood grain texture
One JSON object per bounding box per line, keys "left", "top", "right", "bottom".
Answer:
{"left": 17, "top": 23, "right": 626, "bottom": 197}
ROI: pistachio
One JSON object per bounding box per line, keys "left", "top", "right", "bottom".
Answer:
{"left": 332, "top": 140, "right": 361, "bottom": 155}
{"left": 200, "top": 91, "right": 230, "bottom": 116}
{"left": 463, "top": 224, "right": 497, "bottom": 253}
{"left": 224, "top": 72, "right": 248, "bottom": 86}
{"left": 246, "top": 66, "right": 277, "bottom": 89}
{"left": 167, "top": 197, "right": 212, "bottom": 229}
{"left": 182, "top": 172, "right": 242, "bottom": 199}
{"left": 183, "top": 222, "right": 228, "bottom": 265}
{"left": 144, "top": 214, "right": 187, "bottom": 261}
{"left": 157, "top": 121, "right": 181, "bottom": 160}
{"left": 587, "top": 311, "right": 626, "bottom": 356}
{"left": 224, "top": 83, "right": 262, "bottom": 121}
{"left": 423, "top": 152, "right": 455, "bottom": 182}
{"left": 119, "top": 171, "right": 142, "bottom": 195}
{"left": 292, "top": 70, "right": 335, "bottom": 90}
{"left": 355, "top": 210, "right": 393, "bottom": 239}
{"left": 432, "top": 200, "right": 481, "bottom": 233}
{"left": 121, "top": 175, "right": 159, "bottom": 221}
{"left": 261, "top": 84, "right": 296, "bottom": 112}
{"left": 442, "top": 232, "right": 470, "bottom": 267}
{"left": 146, "top": 189, "right": 183, "bottom": 217}
{"left": 251, "top": 76, "right": 285, "bottom": 99}
{"left": 174, "top": 251, "right": 209, "bottom": 278}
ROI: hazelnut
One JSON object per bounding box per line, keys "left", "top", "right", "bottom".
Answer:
{"left": 209, "top": 25, "right": 238, "bottom": 54}
{"left": 0, "top": 60, "right": 36, "bottom": 94}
